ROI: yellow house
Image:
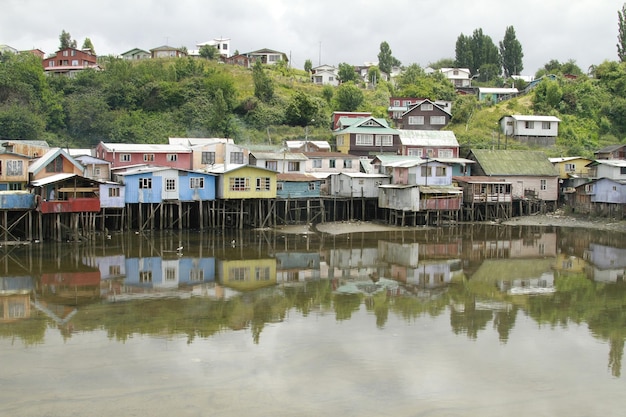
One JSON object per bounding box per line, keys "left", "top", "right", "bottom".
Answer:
{"left": 218, "top": 258, "right": 277, "bottom": 291}
{"left": 209, "top": 164, "right": 277, "bottom": 199}
{"left": 549, "top": 157, "right": 592, "bottom": 179}
{"left": 0, "top": 152, "right": 32, "bottom": 190}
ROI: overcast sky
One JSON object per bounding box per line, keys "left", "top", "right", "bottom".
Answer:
{"left": 1, "top": 0, "right": 622, "bottom": 75}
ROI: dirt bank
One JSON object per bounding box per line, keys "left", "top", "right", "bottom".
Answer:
{"left": 500, "top": 210, "right": 626, "bottom": 233}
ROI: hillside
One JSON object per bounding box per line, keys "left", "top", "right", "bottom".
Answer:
{"left": 1, "top": 51, "right": 625, "bottom": 157}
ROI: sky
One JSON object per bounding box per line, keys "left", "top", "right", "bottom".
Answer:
{"left": 1, "top": 0, "right": 622, "bottom": 76}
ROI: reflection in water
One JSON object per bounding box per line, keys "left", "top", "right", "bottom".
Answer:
{"left": 1, "top": 224, "right": 626, "bottom": 380}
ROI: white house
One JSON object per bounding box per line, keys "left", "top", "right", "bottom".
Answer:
{"left": 193, "top": 38, "right": 231, "bottom": 58}
{"left": 311, "top": 65, "right": 339, "bottom": 86}
{"left": 500, "top": 115, "right": 561, "bottom": 147}
{"left": 587, "top": 159, "right": 626, "bottom": 181}
{"left": 249, "top": 151, "right": 308, "bottom": 174}
{"left": 426, "top": 67, "right": 472, "bottom": 87}
{"left": 332, "top": 172, "right": 390, "bottom": 198}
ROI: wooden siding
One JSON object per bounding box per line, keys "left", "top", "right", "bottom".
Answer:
{"left": 0, "top": 192, "right": 35, "bottom": 210}
{"left": 38, "top": 197, "right": 100, "bottom": 214}
{"left": 219, "top": 166, "right": 277, "bottom": 200}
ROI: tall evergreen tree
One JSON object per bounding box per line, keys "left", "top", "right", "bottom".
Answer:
{"left": 499, "top": 26, "right": 524, "bottom": 77}
{"left": 618, "top": 3, "right": 626, "bottom": 62}
{"left": 455, "top": 34, "right": 473, "bottom": 70}
{"left": 59, "top": 30, "right": 77, "bottom": 50}
{"left": 377, "top": 41, "right": 400, "bottom": 75}
{"left": 82, "top": 37, "right": 95, "bottom": 54}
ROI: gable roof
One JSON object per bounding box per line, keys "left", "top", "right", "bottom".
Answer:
{"left": 28, "top": 148, "right": 84, "bottom": 175}
{"left": 99, "top": 142, "right": 191, "bottom": 153}
{"left": 595, "top": 144, "right": 626, "bottom": 153}
{"left": 403, "top": 99, "right": 452, "bottom": 117}
{"left": 398, "top": 130, "right": 458, "bottom": 147}
{"left": 469, "top": 149, "right": 558, "bottom": 176}
{"left": 168, "top": 137, "right": 233, "bottom": 146}
{"left": 333, "top": 116, "right": 396, "bottom": 135}
{"left": 501, "top": 114, "right": 561, "bottom": 123}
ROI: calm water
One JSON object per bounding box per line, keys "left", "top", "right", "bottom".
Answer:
{"left": 1, "top": 224, "right": 625, "bottom": 417}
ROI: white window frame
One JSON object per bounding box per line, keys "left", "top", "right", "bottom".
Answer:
{"left": 355, "top": 134, "right": 374, "bottom": 146}
{"left": 190, "top": 177, "right": 204, "bottom": 189}
{"left": 375, "top": 135, "right": 393, "bottom": 147}
{"left": 408, "top": 116, "right": 424, "bottom": 125}
{"left": 430, "top": 116, "right": 446, "bottom": 125}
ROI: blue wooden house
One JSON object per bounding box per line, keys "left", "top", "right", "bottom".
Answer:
{"left": 114, "top": 166, "right": 216, "bottom": 204}
{"left": 276, "top": 173, "right": 322, "bottom": 198}
{"left": 178, "top": 257, "right": 216, "bottom": 285}
{"left": 0, "top": 191, "right": 36, "bottom": 210}
{"left": 574, "top": 177, "right": 626, "bottom": 217}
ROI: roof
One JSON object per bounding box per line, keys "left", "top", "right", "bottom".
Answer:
{"left": 286, "top": 140, "right": 331, "bottom": 151}
{"left": 251, "top": 151, "right": 307, "bottom": 161}
{"left": 30, "top": 173, "right": 77, "bottom": 187}
{"left": 277, "top": 173, "right": 319, "bottom": 182}
{"left": 28, "top": 148, "right": 84, "bottom": 175}
{"left": 453, "top": 176, "right": 512, "bottom": 184}
{"left": 588, "top": 159, "right": 626, "bottom": 168}
{"left": 502, "top": 114, "right": 561, "bottom": 122}
{"left": 549, "top": 156, "right": 588, "bottom": 163}
{"left": 99, "top": 143, "right": 191, "bottom": 153}
{"left": 339, "top": 172, "right": 389, "bottom": 179}
{"left": 403, "top": 100, "right": 452, "bottom": 117}
{"left": 595, "top": 144, "right": 626, "bottom": 153}
{"left": 75, "top": 155, "right": 110, "bottom": 165}
{"left": 302, "top": 151, "right": 358, "bottom": 159}
{"left": 333, "top": 117, "right": 396, "bottom": 135}
{"left": 469, "top": 149, "right": 558, "bottom": 176}
{"left": 398, "top": 130, "right": 459, "bottom": 147}
{"left": 478, "top": 87, "right": 519, "bottom": 94}
{"left": 168, "top": 137, "right": 233, "bottom": 146}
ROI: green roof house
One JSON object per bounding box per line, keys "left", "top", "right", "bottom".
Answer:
{"left": 467, "top": 149, "right": 559, "bottom": 202}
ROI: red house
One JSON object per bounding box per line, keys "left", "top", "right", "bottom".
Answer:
{"left": 95, "top": 142, "right": 193, "bottom": 170}
{"left": 42, "top": 47, "right": 99, "bottom": 76}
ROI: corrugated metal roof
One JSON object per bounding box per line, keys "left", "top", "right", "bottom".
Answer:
{"left": 100, "top": 143, "right": 191, "bottom": 153}
{"left": 251, "top": 152, "right": 307, "bottom": 161}
{"left": 509, "top": 115, "right": 561, "bottom": 122}
{"left": 30, "top": 173, "right": 77, "bottom": 187}
{"left": 470, "top": 149, "right": 558, "bottom": 176}
{"left": 398, "top": 130, "right": 459, "bottom": 147}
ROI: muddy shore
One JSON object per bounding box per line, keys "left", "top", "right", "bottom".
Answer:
{"left": 272, "top": 210, "right": 626, "bottom": 235}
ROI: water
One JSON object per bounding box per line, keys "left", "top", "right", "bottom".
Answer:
{"left": 1, "top": 224, "right": 625, "bottom": 417}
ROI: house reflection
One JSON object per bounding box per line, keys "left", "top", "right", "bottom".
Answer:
{"left": 217, "top": 258, "right": 276, "bottom": 291}
{"left": 0, "top": 276, "right": 33, "bottom": 322}
{"left": 584, "top": 243, "right": 626, "bottom": 283}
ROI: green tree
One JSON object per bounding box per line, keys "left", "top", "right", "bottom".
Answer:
{"left": 377, "top": 41, "right": 400, "bottom": 75}
{"left": 322, "top": 85, "right": 333, "bottom": 103}
{"left": 252, "top": 60, "right": 274, "bottom": 103}
{"left": 285, "top": 91, "right": 319, "bottom": 126}
{"left": 499, "top": 26, "right": 523, "bottom": 77}
{"left": 0, "top": 105, "right": 46, "bottom": 139}
{"left": 395, "top": 63, "right": 426, "bottom": 90}
{"left": 333, "top": 82, "right": 364, "bottom": 111}
{"left": 367, "top": 66, "right": 381, "bottom": 86}
{"left": 304, "top": 59, "right": 313, "bottom": 73}
{"left": 618, "top": 3, "right": 626, "bottom": 62}
{"left": 427, "top": 58, "right": 455, "bottom": 70}
{"left": 456, "top": 29, "right": 500, "bottom": 76}
{"left": 82, "top": 37, "right": 95, "bottom": 54}
{"left": 59, "top": 30, "right": 77, "bottom": 50}
{"left": 199, "top": 44, "right": 219, "bottom": 60}
{"left": 455, "top": 34, "right": 473, "bottom": 70}
{"left": 338, "top": 62, "right": 357, "bottom": 83}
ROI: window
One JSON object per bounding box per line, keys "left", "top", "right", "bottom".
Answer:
{"left": 190, "top": 269, "right": 204, "bottom": 282}
{"left": 229, "top": 177, "right": 249, "bottom": 191}
{"left": 109, "top": 265, "right": 121, "bottom": 276}
{"left": 6, "top": 160, "right": 22, "bottom": 176}
{"left": 620, "top": 167, "right": 626, "bottom": 175}
{"left": 312, "top": 159, "right": 322, "bottom": 168}
{"left": 139, "top": 178, "right": 152, "bottom": 189}
{"left": 375, "top": 135, "right": 393, "bottom": 147}
{"left": 165, "top": 179, "right": 176, "bottom": 191}
{"left": 230, "top": 152, "right": 244, "bottom": 164}
{"left": 393, "top": 100, "right": 400, "bottom": 106}
{"left": 9, "top": 183, "right": 22, "bottom": 190}
{"left": 94, "top": 167, "right": 101, "bottom": 176}
{"left": 403, "top": 100, "right": 411, "bottom": 106}
{"left": 436, "top": 166, "right": 447, "bottom": 176}
{"left": 344, "top": 159, "right": 352, "bottom": 168}
{"left": 288, "top": 161, "right": 300, "bottom": 171}
{"left": 408, "top": 116, "right": 424, "bottom": 125}
{"left": 108, "top": 187, "right": 120, "bottom": 197}
{"left": 336, "top": 136, "right": 344, "bottom": 146}
{"left": 308, "top": 182, "right": 316, "bottom": 191}
{"left": 525, "top": 121, "right": 534, "bottom": 129}
{"left": 355, "top": 134, "right": 374, "bottom": 146}
{"left": 166, "top": 154, "right": 178, "bottom": 162}
{"left": 201, "top": 152, "right": 215, "bottom": 164}
{"left": 165, "top": 268, "right": 177, "bottom": 281}
{"left": 256, "top": 177, "right": 271, "bottom": 191}
{"left": 265, "top": 161, "right": 278, "bottom": 171}
{"left": 63, "top": 50, "right": 69, "bottom": 56}
{"left": 143, "top": 154, "right": 155, "bottom": 162}
{"left": 255, "top": 267, "right": 271, "bottom": 281}
{"left": 230, "top": 267, "right": 249, "bottom": 281}
{"left": 139, "top": 271, "right": 152, "bottom": 283}
{"left": 71, "top": 59, "right": 79, "bottom": 66}
{"left": 190, "top": 177, "right": 204, "bottom": 189}
{"left": 45, "top": 155, "right": 64, "bottom": 173}
{"left": 565, "top": 163, "right": 575, "bottom": 172}
{"left": 407, "top": 148, "right": 423, "bottom": 157}
{"left": 329, "top": 159, "right": 336, "bottom": 168}
{"left": 542, "top": 121, "right": 551, "bottom": 129}
{"left": 71, "top": 50, "right": 77, "bottom": 56}
{"left": 540, "top": 179, "right": 547, "bottom": 190}
{"left": 120, "top": 154, "right": 131, "bottom": 162}
{"left": 421, "top": 103, "right": 433, "bottom": 111}
{"left": 421, "top": 166, "right": 432, "bottom": 177}
{"left": 277, "top": 182, "right": 283, "bottom": 191}
{"left": 430, "top": 116, "right": 446, "bottom": 125}
{"left": 438, "top": 149, "right": 453, "bottom": 158}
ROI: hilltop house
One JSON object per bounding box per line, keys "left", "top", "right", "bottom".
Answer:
{"left": 150, "top": 45, "right": 186, "bottom": 58}
{"left": 388, "top": 97, "right": 452, "bottom": 125}
{"left": 594, "top": 144, "right": 626, "bottom": 160}
{"left": 499, "top": 115, "right": 560, "bottom": 147}
{"left": 120, "top": 48, "right": 150, "bottom": 60}
{"left": 42, "top": 47, "right": 99, "bottom": 76}
{"left": 243, "top": 48, "right": 288, "bottom": 65}
{"left": 310, "top": 64, "right": 339, "bottom": 86}
{"left": 395, "top": 100, "right": 452, "bottom": 130}
{"left": 426, "top": 67, "right": 473, "bottom": 88}
{"left": 478, "top": 87, "right": 518, "bottom": 103}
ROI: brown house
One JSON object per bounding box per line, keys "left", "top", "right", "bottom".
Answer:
{"left": 396, "top": 99, "right": 452, "bottom": 130}
{"left": 42, "top": 47, "right": 98, "bottom": 76}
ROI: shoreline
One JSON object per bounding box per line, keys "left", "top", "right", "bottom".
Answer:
{"left": 272, "top": 211, "right": 626, "bottom": 235}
